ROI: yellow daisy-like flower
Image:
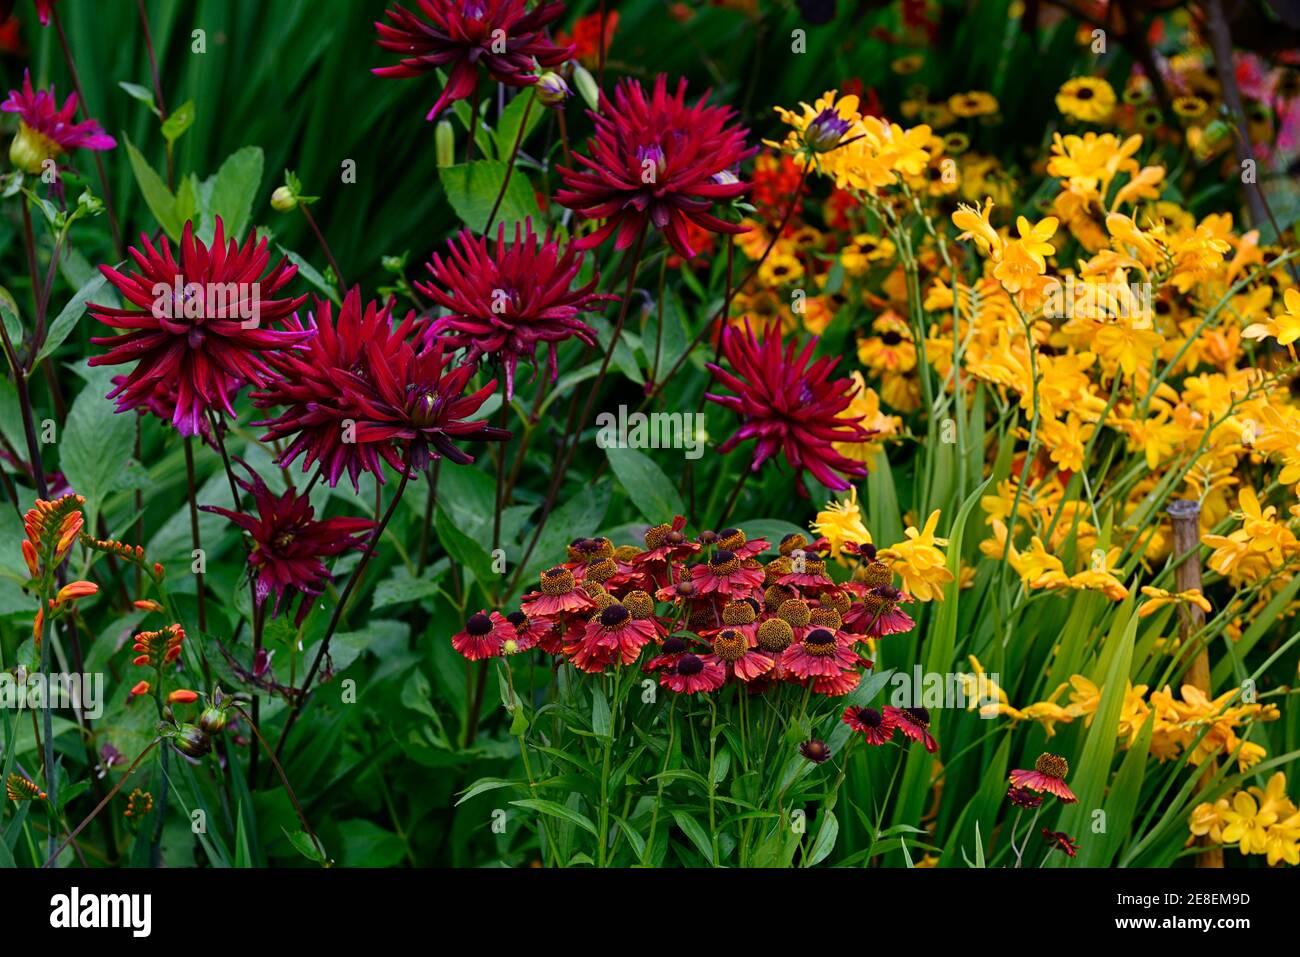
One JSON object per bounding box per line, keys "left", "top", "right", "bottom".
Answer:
{"left": 1173, "top": 95, "right": 1208, "bottom": 119}
{"left": 880, "top": 509, "right": 954, "bottom": 601}
{"left": 1056, "top": 77, "right": 1117, "bottom": 123}
{"left": 947, "top": 91, "right": 998, "bottom": 118}
{"left": 811, "top": 486, "right": 872, "bottom": 561}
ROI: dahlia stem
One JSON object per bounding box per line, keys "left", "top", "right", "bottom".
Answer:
{"left": 484, "top": 90, "right": 535, "bottom": 235}
{"left": 506, "top": 222, "right": 649, "bottom": 598}
{"left": 36, "top": 598, "right": 56, "bottom": 864}
{"left": 716, "top": 466, "right": 750, "bottom": 528}
{"left": 134, "top": 0, "right": 173, "bottom": 187}
{"left": 644, "top": 160, "right": 809, "bottom": 406}
{"left": 597, "top": 1, "right": 607, "bottom": 105}
{"left": 43, "top": 737, "right": 161, "bottom": 868}
{"left": 51, "top": 5, "right": 123, "bottom": 257}
{"left": 276, "top": 464, "right": 413, "bottom": 762}
{"left": 182, "top": 437, "right": 208, "bottom": 636}
{"left": 556, "top": 108, "right": 572, "bottom": 165}
{"left": 0, "top": 316, "right": 50, "bottom": 499}
{"left": 415, "top": 460, "right": 440, "bottom": 575}
{"left": 491, "top": 398, "right": 513, "bottom": 599}
{"left": 299, "top": 204, "right": 346, "bottom": 288}
{"left": 232, "top": 705, "right": 323, "bottom": 863}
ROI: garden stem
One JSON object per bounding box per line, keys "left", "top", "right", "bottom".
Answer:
{"left": 484, "top": 91, "right": 535, "bottom": 235}
{"left": 506, "top": 223, "right": 649, "bottom": 597}
{"left": 276, "top": 465, "right": 413, "bottom": 761}
{"left": 1168, "top": 498, "right": 1222, "bottom": 868}
{"left": 300, "top": 204, "right": 346, "bottom": 288}
{"left": 182, "top": 437, "right": 208, "bottom": 635}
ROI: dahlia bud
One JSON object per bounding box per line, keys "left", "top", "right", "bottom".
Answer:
{"left": 435, "top": 120, "right": 455, "bottom": 168}
{"left": 198, "top": 705, "right": 228, "bottom": 735}
{"left": 535, "top": 72, "right": 572, "bottom": 107}
{"left": 804, "top": 107, "right": 852, "bottom": 153}
{"left": 9, "top": 121, "right": 60, "bottom": 175}
{"left": 270, "top": 186, "right": 298, "bottom": 212}
{"left": 171, "top": 724, "right": 212, "bottom": 758}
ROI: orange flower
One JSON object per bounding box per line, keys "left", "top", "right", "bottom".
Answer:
{"left": 167, "top": 689, "right": 199, "bottom": 704}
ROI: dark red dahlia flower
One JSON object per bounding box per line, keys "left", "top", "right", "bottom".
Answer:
{"left": 555, "top": 74, "right": 753, "bottom": 259}
{"left": 346, "top": 330, "right": 510, "bottom": 473}
{"left": 3, "top": 68, "right": 113, "bottom": 174}
{"left": 419, "top": 219, "right": 613, "bottom": 398}
{"left": 706, "top": 321, "right": 873, "bottom": 494}
{"left": 254, "top": 289, "right": 427, "bottom": 489}
{"left": 200, "top": 464, "right": 373, "bottom": 625}
{"left": 373, "top": 0, "right": 572, "bottom": 120}
{"left": 88, "top": 218, "right": 308, "bottom": 437}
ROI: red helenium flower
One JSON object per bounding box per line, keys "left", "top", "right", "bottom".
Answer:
{"left": 199, "top": 464, "right": 373, "bottom": 625}
{"left": 373, "top": 0, "right": 572, "bottom": 120}
{"left": 419, "top": 219, "right": 614, "bottom": 398}
{"left": 706, "top": 320, "right": 873, "bottom": 495}
{"left": 555, "top": 74, "right": 753, "bottom": 259}
{"left": 3, "top": 68, "right": 115, "bottom": 173}
{"left": 88, "top": 217, "right": 308, "bottom": 437}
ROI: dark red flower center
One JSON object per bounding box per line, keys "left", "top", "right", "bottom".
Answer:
{"left": 676, "top": 654, "right": 703, "bottom": 676}
{"left": 466, "top": 613, "right": 492, "bottom": 636}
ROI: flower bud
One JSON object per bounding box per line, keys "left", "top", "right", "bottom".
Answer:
{"left": 9, "top": 121, "right": 60, "bottom": 175}
{"left": 535, "top": 72, "right": 572, "bottom": 107}
{"left": 435, "top": 120, "right": 455, "bottom": 168}
{"left": 172, "top": 724, "right": 212, "bottom": 758}
{"left": 198, "top": 705, "right": 228, "bottom": 735}
{"left": 270, "top": 185, "right": 297, "bottom": 212}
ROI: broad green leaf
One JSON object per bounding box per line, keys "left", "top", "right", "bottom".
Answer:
{"left": 605, "top": 446, "right": 685, "bottom": 523}
{"left": 206, "top": 146, "right": 264, "bottom": 240}
{"left": 438, "top": 160, "right": 541, "bottom": 235}
{"left": 33, "top": 272, "right": 110, "bottom": 367}
{"left": 124, "top": 136, "right": 181, "bottom": 240}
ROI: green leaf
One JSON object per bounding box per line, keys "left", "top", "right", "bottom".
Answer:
{"left": 438, "top": 161, "right": 541, "bottom": 235}
{"left": 671, "top": 811, "right": 715, "bottom": 863}
{"left": 32, "top": 273, "right": 110, "bottom": 368}
{"left": 60, "top": 367, "right": 137, "bottom": 531}
{"left": 119, "top": 81, "right": 161, "bottom": 117}
{"left": 161, "top": 100, "right": 196, "bottom": 144}
{"left": 806, "top": 810, "right": 839, "bottom": 866}
{"left": 510, "top": 798, "right": 598, "bottom": 836}
{"left": 281, "top": 828, "right": 327, "bottom": 865}
{"left": 494, "top": 89, "right": 542, "bottom": 161}
{"left": 605, "top": 446, "right": 685, "bottom": 523}
{"left": 435, "top": 504, "right": 497, "bottom": 594}
{"left": 591, "top": 686, "right": 612, "bottom": 738}
{"left": 124, "top": 135, "right": 181, "bottom": 241}
{"left": 206, "top": 146, "right": 264, "bottom": 240}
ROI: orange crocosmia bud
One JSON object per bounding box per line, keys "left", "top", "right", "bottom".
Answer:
{"left": 32, "top": 606, "right": 44, "bottom": 641}
{"left": 21, "top": 539, "right": 39, "bottom": 577}
{"left": 132, "top": 655, "right": 151, "bottom": 666}
{"left": 167, "top": 690, "right": 199, "bottom": 704}
{"left": 133, "top": 599, "right": 164, "bottom": 613}
{"left": 130, "top": 680, "right": 150, "bottom": 696}
{"left": 152, "top": 563, "right": 165, "bottom": 580}
{"left": 55, "top": 581, "right": 98, "bottom": 603}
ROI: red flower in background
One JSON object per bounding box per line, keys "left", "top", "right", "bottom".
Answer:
{"left": 35, "top": 0, "right": 56, "bottom": 28}
{"left": 88, "top": 218, "right": 308, "bottom": 437}
{"left": 419, "top": 219, "right": 613, "bottom": 398}
{"left": 451, "top": 611, "right": 514, "bottom": 660}
{"left": 200, "top": 464, "right": 373, "bottom": 625}
{"left": 1009, "top": 753, "right": 1078, "bottom": 803}
{"left": 706, "top": 321, "right": 872, "bottom": 494}
{"left": 556, "top": 74, "right": 753, "bottom": 259}
{"left": 3, "top": 69, "right": 115, "bottom": 173}
{"left": 373, "top": 0, "right": 572, "bottom": 120}
{"left": 555, "top": 9, "right": 617, "bottom": 68}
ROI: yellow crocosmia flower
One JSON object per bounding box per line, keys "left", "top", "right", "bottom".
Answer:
{"left": 834, "top": 372, "right": 901, "bottom": 464}
{"left": 1047, "top": 131, "right": 1141, "bottom": 199}
{"left": 1139, "top": 586, "right": 1212, "bottom": 618}
{"left": 767, "top": 90, "right": 863, "bottom": 156}
{"left": 1220, "top": 791, "right": 1276, "bottom": 855}
{"left": 1189, "top": 799, "right": 1231, "bottom": 843}
{"left": 811, "top": 486, "right": 872, "bottom": 561}
{"left": 992, "top": 216, "right": 1058, "bottom": 293}
{"left": 1244, "top": 287, "right": 1300, "bottom": 346}
{"left": 880, "top": 509, "right": 954, "bottom": 601}
{"left": 1105, "top": 211, "right": 1163, "bottom": 265}
{"left": 1111, "top": 165, "right": 1165, "bottom": 210}
{"left": 1037, "top": 411, "right": 1095, "bottom": 474}
{"left": 952, "top": 198, "right": 1002, "bottom": 259}
{"left": 1011, "top": 536, "right": 1069, "bottom": 589}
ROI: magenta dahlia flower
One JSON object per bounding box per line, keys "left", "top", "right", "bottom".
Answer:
{"left": 88, "top": 218, "right": 308, "bottom": 437}
{"left": 373, "top": 0, "right": 573, "bottom": 120}
{"left": 254, "top": 289, "right": 426, "bottom": 489}
{"left": 419, "top": 219, "right": 613, "bottom": 398}
{"left": 705, "top": 321, "right": 872, "bottom": 494}
{"left": 200, "top": 464, "right": 373, "bottom": 625}
{"left": 555, "top": 74, "right": 753, "bottom": 259}
{"left": 4, "top": 69, "right": 115, "bottom": 174}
